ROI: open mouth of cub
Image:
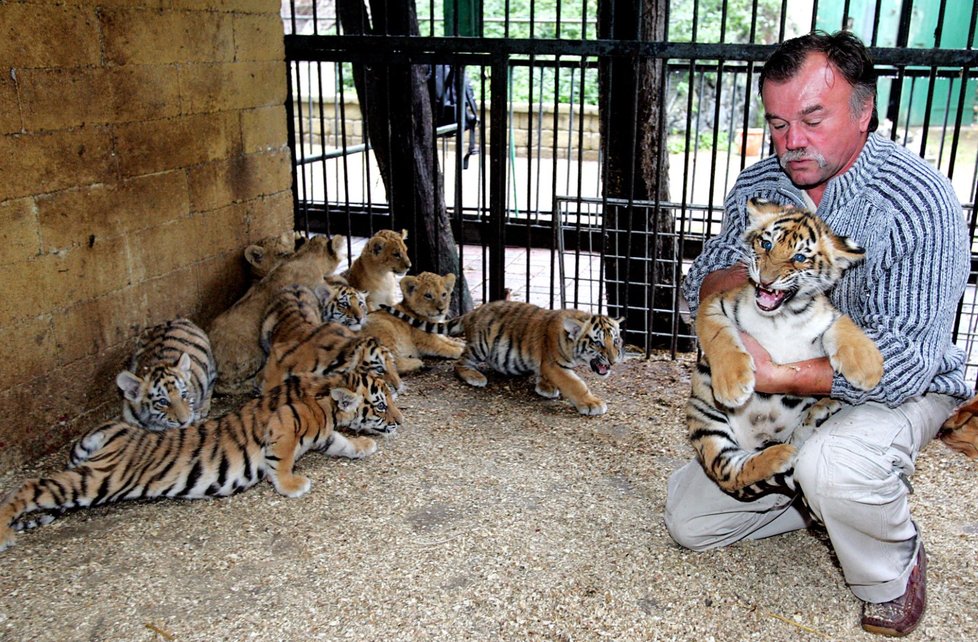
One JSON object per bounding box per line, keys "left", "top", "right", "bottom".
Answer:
{"left": 590, "top": 358, "right": 611, "bottom": 376}
{"left": 754, "top": 285, "right": 795, "bottom": 312}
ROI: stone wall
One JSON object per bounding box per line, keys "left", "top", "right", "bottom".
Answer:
{"left": 0, "top": 0, "right": 293, "bottom": 474}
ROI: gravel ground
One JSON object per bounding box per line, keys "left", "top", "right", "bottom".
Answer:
{"left": 0, "top": 354, "right": 976, "bottom": 641}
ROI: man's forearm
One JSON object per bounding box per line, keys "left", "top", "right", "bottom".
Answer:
{"left": 755, "top": 356, "right": 835, "bottom": 397}
{"left": 700, "top": 263, "right": 749, "bottom": 301}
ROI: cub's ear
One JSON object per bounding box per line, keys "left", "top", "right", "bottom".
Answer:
{"left": 177, "top": 352, "right": 192, "bottom": 374}
{"left": 831, "top": 234, "right": 867, "bottom": 269}
{"left": 330, "top": 387, "right": 362, "bottom": 411}
{"left": 329, "top": 234, "right": 347, "bottom": 260}
{"left": 562, "top": 316, "right": 586, "bottom": 340}
{"left": 443, "top": 273, "right": 457, "bottom": 290}
{"left": 400, "top": 275, "right": 418, "bottom": 297}
{"left": 243, "top": 245, "right": 265, "bottom": 269}
{"left": 400, "top": 229, "right": 408, "bottom": 240}
{"left": 313, "top": 283, "right": 334, "bottom": 303}
{"left": 745, "top": 197, "right": 785, "bottom": 227}
{"left": 116, "top": 370, "right": 143, "bottom": 401}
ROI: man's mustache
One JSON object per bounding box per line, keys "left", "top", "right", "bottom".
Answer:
{"left": 780, "top": 148, "right": 828, "bottom": 169}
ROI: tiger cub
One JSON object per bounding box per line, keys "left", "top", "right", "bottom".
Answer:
{"left": 321, "top": 280, "right": 369, "bottom": 331}
{"left": 341, "top": 229, "right": 411, "bottom": 311}
{"left": 259, "top": 283, "right": 403, "bottom": 403}
{"left": 0, "top": 371, "right": 387, "bottom": 552}
{"left": 259, "top": 284, "right": 326, "bottom": 356}
{"left": 262, "top": 323, "right": 403, "bottom": 414}
{"left": 939, "top": 393, "right": 978, "bottom": 459}
{"left": 384, "top": 300, "right": 624, "bottom": 416}
{"left": 115, "top": 318, "right": 217, "bottom": 431}
{"left": 688, "top": 198, "right": 883, "bottom": 499}
{"left": 361, "top": 271, "right": 466, "bottom": 373}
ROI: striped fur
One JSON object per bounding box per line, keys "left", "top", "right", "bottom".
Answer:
{"left": 0, "top": 371, "right": 386, "bottom": 552}
{"left": 260, "top": 285, "right": 326, "bottom": 355}
{"left": 208, "top": 234, "right": 346, "bottom": 395}
{"left": 689, "top": 199, "right": 883, "bottom": 499}
{"left": 361, "top": 271, "right": 466, "bottom": 373}
{"left": 321, "top": 281, "right": 369, "bottom": 331}
{"left": 384, "top": 300, "right": 624, "bottom": 416}
{"left": 115, "top": 319, "right": 217, "bottom": 431}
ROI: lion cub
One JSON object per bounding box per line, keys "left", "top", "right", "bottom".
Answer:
{"left": 243, "top": 231, "right": 304, "bottom": 282}
{"left": 342, "top": 229, "right": 411, "bottom": 311}
{"left": 361, "top": 271, "right": 466, "bottom": 373}
{"left": 209, "top": 234, "right": 345, "bottom": 394}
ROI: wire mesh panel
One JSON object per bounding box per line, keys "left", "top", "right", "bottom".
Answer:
{"left": 282, "top": 0, "right": 978, "bottom": 385}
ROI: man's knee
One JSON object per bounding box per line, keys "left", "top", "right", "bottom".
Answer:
{"left": 664, "top": 499, "right": 720, "bottom": 552}
{"left": 794, "top": 434, "right": 909, "bottom": 517}
{"left": 664, "top": 463, "right": 722, "bottom": 551}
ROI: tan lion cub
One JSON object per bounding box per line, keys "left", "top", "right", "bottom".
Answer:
{"left": 209, "top": 234, "right": 345, "bottom": 394}
{"left": 243, "top": 231, "right": 304, "bottom": 282}
{"left": 688, "top": 198, "right": 883, "bottom": 499}
{"left": 342, "top": 229, "right": 411, "bottom": 311}
{"left": 361, "top": 271, "right": 466, "bottom": 373}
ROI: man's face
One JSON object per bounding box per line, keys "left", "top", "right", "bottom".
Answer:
{"left": 761, "top": 52, "right": 873, "bottom": 191}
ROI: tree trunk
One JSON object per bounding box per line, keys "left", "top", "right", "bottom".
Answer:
{"left": 335, "top": 0, "right": 473, "bottom": 314}
{"left": 598, "top": 0, "right": 692, "bottom": 352}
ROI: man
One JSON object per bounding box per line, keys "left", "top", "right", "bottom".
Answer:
{"left": 666, "top": 31, "right": 972, "bottom": 636}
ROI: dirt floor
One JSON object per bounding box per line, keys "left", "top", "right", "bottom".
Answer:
{"left": 0, "top": 354, "right": 976, "bottom": 641}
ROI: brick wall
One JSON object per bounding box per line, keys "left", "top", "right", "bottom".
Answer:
{"left": 0, "top": 0, "right": 293, "bottom": 474}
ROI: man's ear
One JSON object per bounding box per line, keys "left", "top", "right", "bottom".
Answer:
{"left": 857, "top": 98, "right": 875, "bottom": 133}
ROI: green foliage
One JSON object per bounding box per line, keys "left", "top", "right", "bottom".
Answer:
{"left": 669, "top": 0, "right": 786, "bottom": 44}
{"left": 667, "top": 130, "right": 730, "bottom": 154}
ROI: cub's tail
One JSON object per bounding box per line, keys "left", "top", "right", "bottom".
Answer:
{"left": 376, "top": 305, "right": 465, "bottom": 336}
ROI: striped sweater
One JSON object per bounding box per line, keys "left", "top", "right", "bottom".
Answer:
{"left": 682, "top": 133, "right": 973, "bottom": 407}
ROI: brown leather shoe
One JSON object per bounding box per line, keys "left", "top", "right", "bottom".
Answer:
{"left": 861, "top": 542, "right": 927, "bottom": 637}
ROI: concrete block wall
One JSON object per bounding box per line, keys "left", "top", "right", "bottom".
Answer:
{"left": 0, "top": 0, "right": 294, "bottom": 474}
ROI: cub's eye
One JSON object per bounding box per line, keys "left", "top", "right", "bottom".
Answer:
{"left": 760, "top": 240, "right": 773, "bottom": 250}
{"left": 793, "top": 253, "right": 807, "bottom": 263}
{"left": 155, "top": 399, "right": 170, "bottom": 409}
{"left": 425, "top": 293, "right": 434, "bottom": 300}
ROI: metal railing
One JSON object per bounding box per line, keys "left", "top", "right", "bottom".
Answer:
{"left": 283, "top": 0, "right": 978, "bottom": 384}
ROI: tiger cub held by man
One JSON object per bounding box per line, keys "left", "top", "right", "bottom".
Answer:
{"left": 688, "top": 198, "right": 883, "bottom": 499}
{"left": 0, "top": 371, "right": 386, "bottom": 552}
{"left": 115, "top": 318, "right": 217, "bottom": 431}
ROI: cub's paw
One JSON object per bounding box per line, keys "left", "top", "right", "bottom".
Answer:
{"left": 534, "top": 379, "right": 561, "bottom": 399}
{"left": 831, "top": 341, "right": 883, "bottom": 391}
{"left": 455, "top": 365, "right": 488, "bottom": 388}
{"left": 728, "top": 443, "right": 796, "bottom": 491}
{"left": 350, "top": 436, "right": 378, "bottom": 458}
{"left": 0, "top": 527, "right": 16, "bottom": 553}
{"left": 709, "top": 350, "right": 755, "bottom": 408}
{"left": 575, "top": 397, "right": 608, "bottom": 416}
{"left": 275, "top": 474, "right": 312, "bottom": 498}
